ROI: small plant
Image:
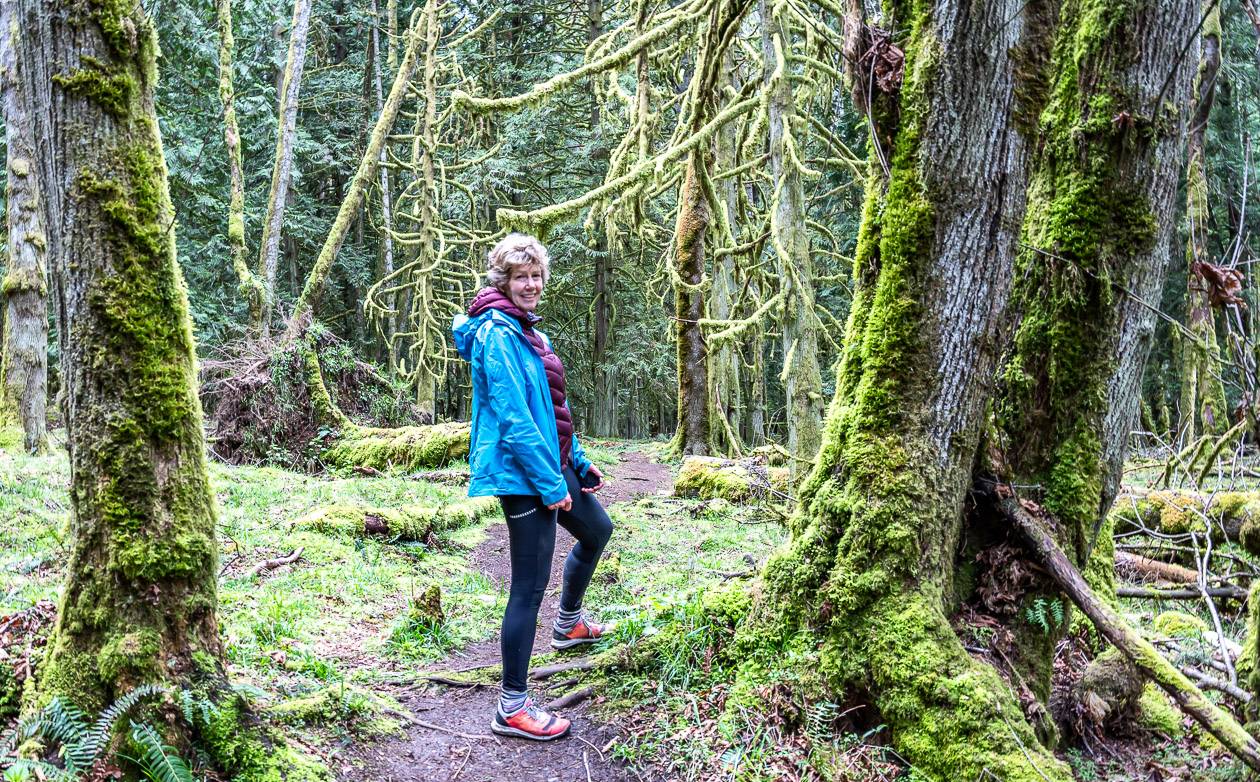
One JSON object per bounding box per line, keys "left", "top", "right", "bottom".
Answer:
{"left": 0, "top": 684, "right": 203, "bottom": 782}
{"left": 1024, "top": 596, "right": 1065, "bottom": 635}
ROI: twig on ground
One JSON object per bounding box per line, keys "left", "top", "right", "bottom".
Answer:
{"left": 414, "top": 719, "right": 492, "bottom": 741}
{"left": 583, "top": 750, "right": 593, "bottom": 782}
{"left": 423, "top": 675, "right": 486, "bottom": 688}
{"left": 450, "top": 744, "right": 472, "bottom": 781}
{"left": 250, "top": 547, "right": 304, "bottom": 578}
{"left": 546, "top": 686, "right": 594, "bottom": 710}
{"left": 1116, "top": 585, "right": 1247, "bottom": 600}
{"left": 531, "top": 658, "right": 595, "bottom": 680}
{"left": 1184, "top": 666, "right": 1253, "bottom": 703}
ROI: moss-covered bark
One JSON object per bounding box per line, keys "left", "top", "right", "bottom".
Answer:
{"left": 295, "top": 497, "right": 497, "bottom": 540}
{"left": 995, "top": 0, "right": 1197, "bottom": 704}
{"left": 320, "top": 422, "right": 470, "bottom": 472}
{"left": 217, "top": 0, "right": 265, "bottom": 330}
{"left": 17, "top": 1, "right": 324, "bottom": 777}
{"left": 0, "top": 0, "right": 48, "bottom": 456}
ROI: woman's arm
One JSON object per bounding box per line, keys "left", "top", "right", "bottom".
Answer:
{"left": 479, "top": 325, "right": 568, "bottom": 505}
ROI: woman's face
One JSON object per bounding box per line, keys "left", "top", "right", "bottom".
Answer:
{"left": 507, "top": 263, "right": 545, "bottom": 313}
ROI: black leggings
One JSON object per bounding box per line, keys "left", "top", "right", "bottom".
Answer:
{"left": 499, "top": 465, "right": 613, "bottom": 692}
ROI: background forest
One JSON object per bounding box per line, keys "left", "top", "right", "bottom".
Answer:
{"left": 9, "top": 0, "right": 1260, "bottom": 781}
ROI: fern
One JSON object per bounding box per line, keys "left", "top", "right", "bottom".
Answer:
{"left": 3, "top": 757, "right": 71, "bottom": 782}
{"left": 804, "top": 700, "right": 839, "bottom": 746}
{"left": 128, "top": 722, "right": 195, "bottom": 782}
{"left": 68, "top": 683, "right": 170, "bottom": 771}
{"left": 1049, "top": 598, "right": 1065, "bottom": 628}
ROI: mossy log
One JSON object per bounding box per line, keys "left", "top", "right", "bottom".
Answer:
{"left": 266, "top": 684, "right": 407, "bottom": 738}
{"left": 295, "top": 497, "right": 497, "bottom": 541}
{"left": 321, "top": 421, "right": 470, "bottom": 473}
{"left": 672, "top": 456, "right": 789, "bottom": 502}
{"left": 1110, "top": 488, "right": 1260, "bottom": 555}
{"left": 1005, "top": 496, "right": 1260, "bottom": 771}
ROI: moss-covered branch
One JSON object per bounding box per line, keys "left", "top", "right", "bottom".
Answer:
{"left": 321, "top": 421, "right": 470, "bottom": 472}
{"left": 295, "top": 497, "right": 497, "bottom": 540}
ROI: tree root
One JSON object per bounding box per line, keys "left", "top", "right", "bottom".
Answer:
{"left": 1003, "top": 495, "right": 1260, "bottom": 772}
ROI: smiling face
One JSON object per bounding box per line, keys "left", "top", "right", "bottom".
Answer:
{"left": 507, "top": 262, "right": 545, "bottom": 313}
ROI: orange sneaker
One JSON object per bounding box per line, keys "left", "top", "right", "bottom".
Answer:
{"left": 491, "top": 699, "right": 571, "bottom": 741}
{"left": 551, "top": 613, "right": 609, "bottom": 650}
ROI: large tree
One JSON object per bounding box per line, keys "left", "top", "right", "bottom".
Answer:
{"left": 722, "top": 0, "right": 1199, "bottom": 777}
{"left": 17, "top": 0, "right": 319, "bottom": 777}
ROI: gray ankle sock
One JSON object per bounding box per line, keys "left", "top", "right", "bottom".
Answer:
{"left": 498, "top": 689, "right": 528, "bottom": 717}
{"left": 555, "top": 607, "right": 583, "bottom": 633}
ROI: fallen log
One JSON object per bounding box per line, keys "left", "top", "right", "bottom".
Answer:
{"left": 1110, "top": 488, "right": 1260, "bottom": 555}
{"left": 1002, "top": 496, "right": 1260, "bottom": 772}
{"left": 1115, "top": 551, "right": 1198, "bottom": 584}
{"left": 545, "top": 686, "right": 594, "bottom": 710}
{"left": 1116, "top": 585, "right": 1248, "bottom": 601}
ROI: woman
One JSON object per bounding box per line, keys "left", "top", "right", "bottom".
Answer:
{"left": 452, "top": 233, "right": 613, "bottom": 741}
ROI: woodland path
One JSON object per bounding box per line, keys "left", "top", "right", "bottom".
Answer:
{"left": 350, "top": 447, "right": 673, "bottom": 782}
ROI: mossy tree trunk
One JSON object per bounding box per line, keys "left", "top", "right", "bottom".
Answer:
{"left": 709, "top": 53, "right": 743, "bottom": 457}
{"left": 0, "top": 0, "right": 48, "bottom": 456}
{"left": 742, "top": 0, "right": 1190, "bottom": 777}
{"left": 290, "top": 10, "right": 426, "bottom": 333}
{"left": 20, "top": 5, "right": 324, "bottom": 777}
{"left": 1178, "top": 0, "right": 1227, "bottom": 444}
{"left": 257, "top": 0, "right": 311, "bottom": 335}
{"left": 995, "top": 0, "right": 1196, "bottom": 715}
{"left": 761, "top": 0, "right": 822, "bottom": 480}
{"left": 17, "top": 0, "right": 225, "bottom": 710}
{"left": 218, "top": 0, "right": 266, "bottom": 331}
{"left": 590, "top": 0, "right": 618, "bottom": 439}
{"left": 668, "top": 0, "right": 753, "bottom": 457}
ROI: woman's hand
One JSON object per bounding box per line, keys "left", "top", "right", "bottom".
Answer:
{"left": 548, "top": 493, "right": 573, "bottom": 512}
{"left": 580, "top": 464, "right": 605, "bottom": 493}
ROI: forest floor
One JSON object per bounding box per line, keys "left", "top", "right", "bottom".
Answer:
{"left": 2, "top": 439, "right": 1256, "bottom": 782}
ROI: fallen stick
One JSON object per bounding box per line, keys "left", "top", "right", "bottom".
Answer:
{"left": 423, "top": 675, "right": 485, "bottom": 688}
{"left": 546, "top": 686, "right": 594, "bottom": 710}
{"left": 1001, "top": 495, "right": 1260, "bottom": 772}
{"left": 531, "top": 659, "right": 595, "bottom": 680}
{"left": 1116, "top": 585, "right": 1248, "bottom": 600}
{"left": 414, "top": 718, "right": 492, "bottom": 741}
{"left": 1115, "top": 551, "right": 1198, "bottom": 584}
{"left": 1183, "top": 666, "right": 1253, "bottom": 703}
{"left": 250, "top": 547, "right": 304, "bottom": 578}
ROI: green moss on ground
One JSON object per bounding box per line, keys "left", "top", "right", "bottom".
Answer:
{"left": 294, "top": 497, "right": 497, "bottom": 541}
{"left": 1138, "top": 682, "right": 1183, "bottom": 737}
{"left": 322, "top": 422, "right": 470, "bottom": 473}
{"left": 267, "top": 684, "right": 407, "bottom": 738}
{"left": 673, "top": 456, "right": 788, "bottom": 502}
{"left": 1110, "top": 490, "right": 1260, "bottom": 554}
{"left": 1153, "top": 611, "right": 1209, "bottom": 640}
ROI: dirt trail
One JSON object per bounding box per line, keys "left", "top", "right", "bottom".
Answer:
{"left": 351, "top": 448, "right": 672, "bottom": 782}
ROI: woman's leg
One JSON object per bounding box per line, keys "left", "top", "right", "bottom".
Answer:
{"left": 499, "top": 495, "right": 556, "bottom": 694}
{"left": 555, "top": 466, "right": 614, "bottom": 613}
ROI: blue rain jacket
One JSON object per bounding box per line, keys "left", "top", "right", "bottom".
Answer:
{"left": 452, "top": 308, "right": 592, "bottom": 506}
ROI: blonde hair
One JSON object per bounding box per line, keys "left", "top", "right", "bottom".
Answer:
{"left": 486, "top": 233, "right": 550, "bottom": 289}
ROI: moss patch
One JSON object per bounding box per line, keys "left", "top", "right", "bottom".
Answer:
{"left": 322, "top": 422, "right": 470, "bottom": 473}
{"left": 267, "top": 684, "right": 407, "bottom": 738}
{"left": 673, "top": 456, "right": 788, "bottom": 502}
{"left": 294, "top": 497, "right": 497, "bottom": 541}
{"left": 1137, "top": 682, "right": 1183, "bottom": 737}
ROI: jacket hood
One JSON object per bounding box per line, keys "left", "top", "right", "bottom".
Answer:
{"left": 454, "top": 288, "right": 543, "bottom": 360}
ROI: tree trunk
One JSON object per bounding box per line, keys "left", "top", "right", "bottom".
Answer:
{"left": 744, "top": 0, "right": 1109, "bottom": 775}
{"left": 18, "top": 0, "right": 223, "bottom": 708}
{"left": 667, "top": 0, "right": 753, "bottom": 457}
{"left": 709, "top": 53, "right": 742, "bottom": 457}
{"left": 290, "top": 12, "right": 426, "bottom": 331}
{"left": 257, "top": 0, "right": 311, "bottom": 334}
{"left": 19, "top": 4, "right": 327, "bottom": 773}
{"left": 217, "top": 0, "right": 265, "bottom": 331}
{"left": 995, "top": 0, "right": 1196, "bottom": 716}
{"left": 369, "top": 0, "right": 395, "bottom": 321}
{"left": 761, "top": 0, "right": 822, "bottom": 479}
{"left": 1178, "top": 1, "right": 1226, "bottom": 443}
{"left": 0, "top": 0, "right": 48, "bottom": 456}
{"left": 589, "top": 0, "right": 617, "bottom": 438}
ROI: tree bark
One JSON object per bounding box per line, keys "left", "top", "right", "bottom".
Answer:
{"left": 995, "top": 0, "right": 1196, "bottom": 710}
{"left": 0, "top": 0, "right": 48, "bottom": 455}
{"left": 17, "top": 0, "right": 222, "bottom": 709}
{"left": 589, "top": 0, "right": 617, "bottom": 438}
{"left": 747, "top": 0, "right": 1083, "bottom": 775}
{"left": 1178, "top": 0, "right": 1226, "bottom": 443}
{"left": 217, "top": 0, "right": 265, "bottom": 331}
{"left": 761, "top": 0, "right": 822, "bottom": 479}
{"left": 369, "top": 0, "right": 395, "bottom": 332}
{"left": 257, "top": 0, "right": 311, "bottom": 334}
